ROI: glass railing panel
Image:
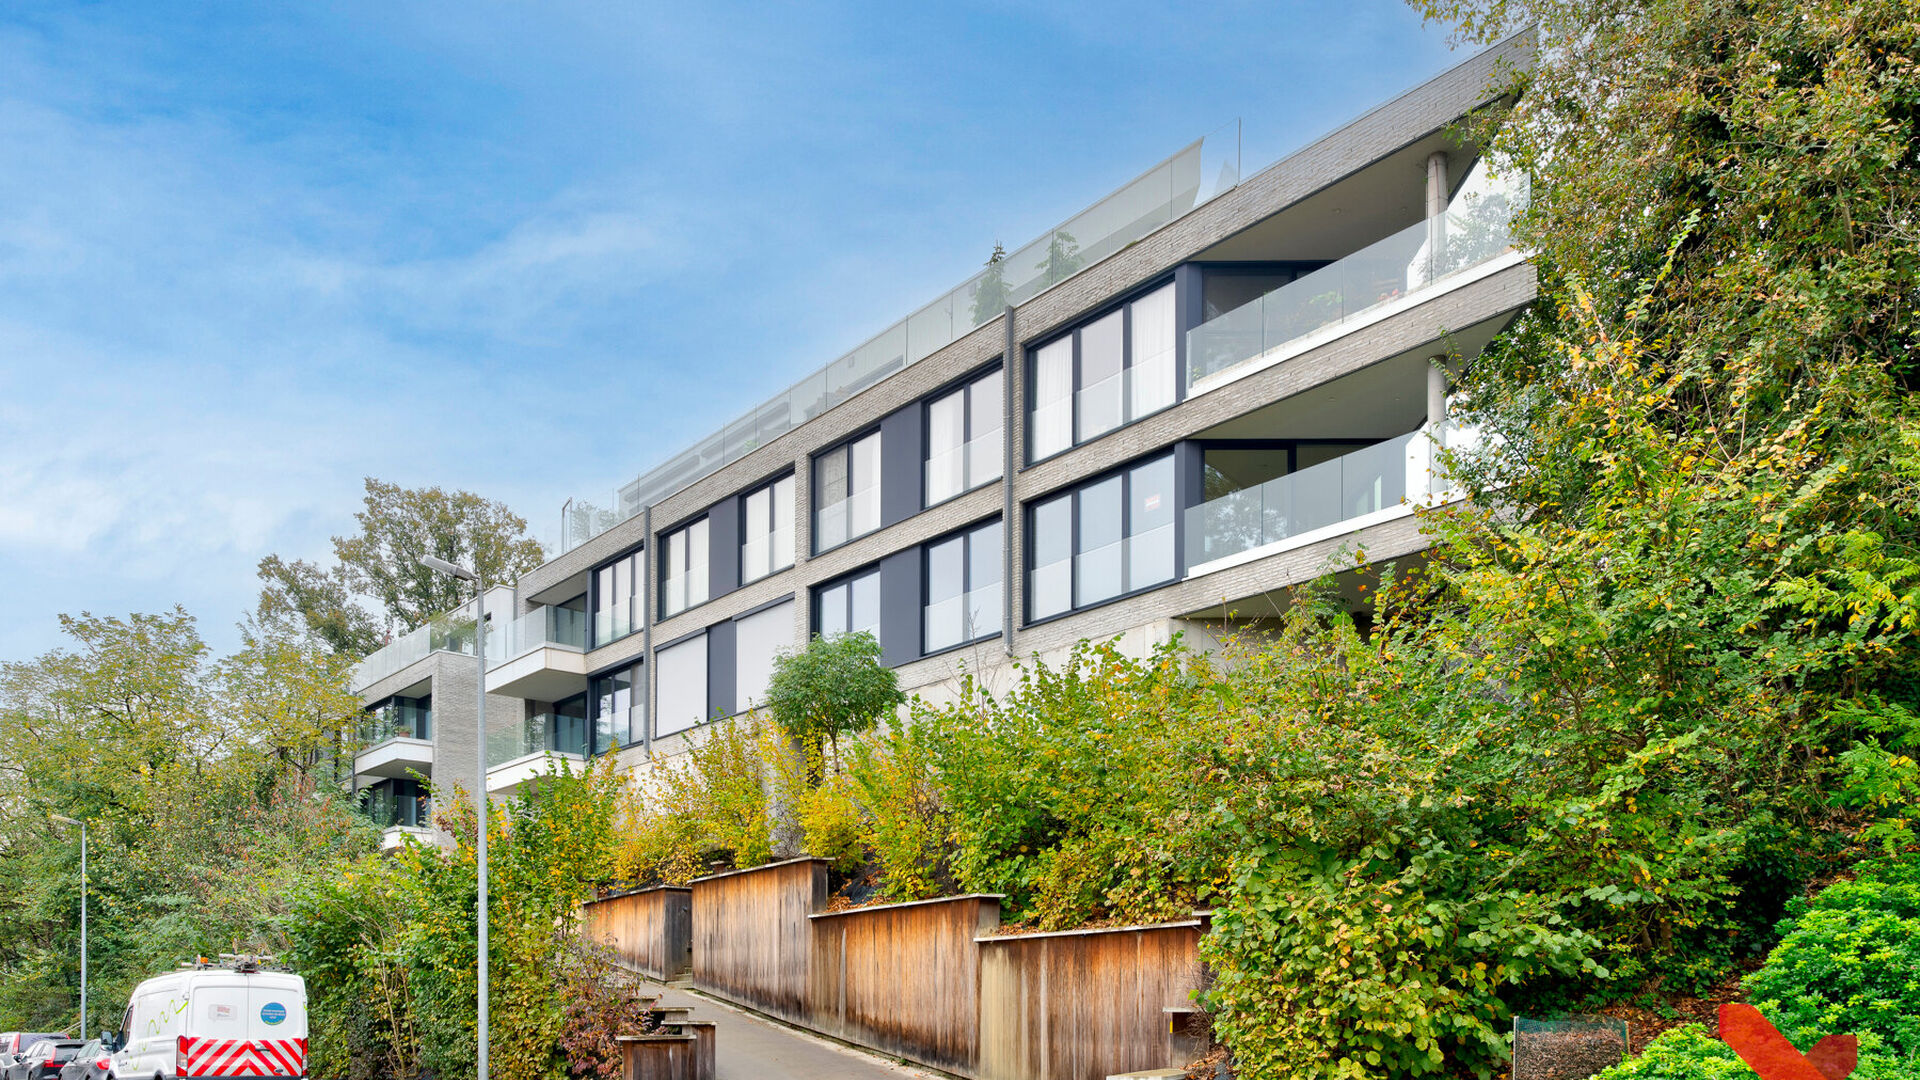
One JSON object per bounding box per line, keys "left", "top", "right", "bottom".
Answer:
{"left": 741, "top": 531, "right": 791, "bottom": 582}
{"left": 1184, "top": 433, "right": 1426, "bottom": 567}
{"left": 1129, "top": 352, "right": 1177, "bottom": 421}
{"left": 924, "top": 594, "right": 966, "bottom": 654}
{"left": 925, "top": 446, "right": 966, "bottom": 507}
{"left": 1030, "top": 398, "right": 1073, "bottom": 461}
{"left": 815, "top": 486, "right": 880, "bottom": 551}
{"left": 1076, "top": 371, "right": 1125, "bottom": 443}
{"left": 662, "top": 572, "right": 696, "bottom": 617}
{"left": 967, "top": 428, "right": 1004, "bottom": 489}
{"left": 1187, "top": 159, "right": 1526, "bottom": 388}
{"left": 1030, "top": 556, "right": 1072, "bottom": 621}
{"left": 567, "top": 129, "right": 1240, "bottom": 554}
{"left": 1128, "top": 522, "right": 1176, "bottom": 590}
{"left": 1075, "top": 538, "right": 1125, "bottom": 607}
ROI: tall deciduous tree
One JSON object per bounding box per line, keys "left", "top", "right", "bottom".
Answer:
{"left": 254, "top": 554, "right": 383, "bottom": 658}
{"left": 332, "top": 478, "right": 547, "bottom": 633}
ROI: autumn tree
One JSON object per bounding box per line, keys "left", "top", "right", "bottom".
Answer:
{"left": 333, "top": 478, "right": 547, "bottom": 634}
{"left": 255, "top": 478, "right": 547, "bottom": 655}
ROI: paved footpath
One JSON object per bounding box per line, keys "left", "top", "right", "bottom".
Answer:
{"left": 638, "top": 978, "right": 945, "bottom": 1080}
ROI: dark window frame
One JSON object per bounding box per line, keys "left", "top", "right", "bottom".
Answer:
{"left": 1025, "top": 276, "right": 1178, "bottom": 465}
{"left": 812, "top": 564, "right": 883, "bottom": 641}
{"left": 739, "top": 471, "right": 797, "bottom": 586}
{"left": 1024, "top": 449, "right": 1178, "bottom": 625}
{"left": 811, "top": 427, "right": 885, "bottom": 554}
{"left": 921, "top": 516, "right": 1004, "bottom": 655}
{"left": 922, "top": 364, "right": 1006, "bottom": 509}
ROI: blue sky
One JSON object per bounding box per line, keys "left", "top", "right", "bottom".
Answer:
{"left": 0, "top": 1, "right": 1464, "bottom": 662}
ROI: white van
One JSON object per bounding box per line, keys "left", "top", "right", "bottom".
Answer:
{"left": 109, "top": 961, "right": 307, "bottom": 1079}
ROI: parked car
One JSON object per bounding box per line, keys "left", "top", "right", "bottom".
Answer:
{"left": 112, "top": 960, "right": 307, "bottom": 1080}
{"left": 55, "top": 1040, "right": 109, "bottom": 1080}
{"left": 0, "top": 1037, "right": 66, "bottom": 1075}
{"left": 5, "top": 1041, "right": 82, "bottom": 1080}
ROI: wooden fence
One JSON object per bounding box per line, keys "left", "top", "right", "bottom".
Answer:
{"left": 688, "top": 857, "right": 827, "bottom": 1024}
{"left": 583, "top": 886, "right": 693, "bottom": 981}
{"left": 977, "top": 921, "right": 1207, "bottom": 1080}
{"left": 809, "top": 894, "right": 1002, "bottom": 1075}
{"left": 669, "top": 860, "right": 1204, "bottom": 1080}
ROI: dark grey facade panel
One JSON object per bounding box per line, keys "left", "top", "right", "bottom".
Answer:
{"left": 708, "top": 495, "right": 741, "bottom": 600}
{"left": 705, "top": 617, "right": 736, "bottom": 721}
{"left": 880, "top": 402, "right": 923, "bottom": 528}
{"left": 877, "top": 546, "right": 922, "bottom": 669}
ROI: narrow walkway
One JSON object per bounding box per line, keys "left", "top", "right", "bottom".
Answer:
{"left": 638, "top": 978, "right": 944, "bottom": 1080}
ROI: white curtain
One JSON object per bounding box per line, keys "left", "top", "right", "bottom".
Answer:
{"left": 734, "top": 600, "right": 795, "bottom": 711}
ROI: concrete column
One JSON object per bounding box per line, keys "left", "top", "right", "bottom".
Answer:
{"left": 1427, "top": 355, "right": 1449, "bottom": 427}
{"left": 1425, "top": 151, "right": 1449, "bottom": 279}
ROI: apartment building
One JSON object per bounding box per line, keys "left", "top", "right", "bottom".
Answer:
{"left": 347, "top": 31, "right": 1536, "bottom": 841}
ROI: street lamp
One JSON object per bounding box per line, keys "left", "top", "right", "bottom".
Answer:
{"left": 49, "top": 814, "right": 86, "bottom": 1037}
{"left": 422, "top": 555, "right": 489, "bottom": 1080}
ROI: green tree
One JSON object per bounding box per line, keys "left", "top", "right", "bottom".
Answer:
{"left": 968, "top": 242, "right": 1008, "bottom": 327}
{"left": 762, "top": 632, "right": 903, "bottom": 762}
{"left": 332, "top": 478, "right": 547, "bottom": 634}
{"left": 254, "top": 555, "right": 383, "bottom": 658}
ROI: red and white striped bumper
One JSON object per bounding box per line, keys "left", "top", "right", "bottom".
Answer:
{"left": 178, "top": 1036, "right": 308, "bottom": 1077}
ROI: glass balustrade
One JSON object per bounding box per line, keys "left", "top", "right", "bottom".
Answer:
{"left": 484, "top": 605, "right": 589, "bottom": 664}
{"left": 558, "top": 123, "right": 1242, "bottom": 553}
{"left": 926, "top": 430, "right": 1005, "bottom": 506}
{"left": 1183, "top": 424, "right": 1480, "bottom": 567}
{"left": 350, "top": 609, "right": 481, "bottom": 692}
{"left": 486, "top": 712, "right": 592, "bottom": 768}
{"left": 815, "top": 486, "right": 880, "bottom": 551}
{"left": 1187, "top": 160, "right": 1526, "bottom": 387}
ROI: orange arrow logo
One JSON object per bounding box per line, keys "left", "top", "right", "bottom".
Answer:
{"left": 1719, "top": 1003, "right": 1856, "bottom": 1080}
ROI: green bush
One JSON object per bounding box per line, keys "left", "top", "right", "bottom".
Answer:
{"left": 1742, "top": 856, "right": 1920, "bottom": 1078}
{"left": 1589, "top": 1026, "right": 1749, "bottom": 1080}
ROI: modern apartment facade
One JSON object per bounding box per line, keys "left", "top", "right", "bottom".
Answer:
{"left": 348, "top": 31, "right": 1536, "bottom": 826}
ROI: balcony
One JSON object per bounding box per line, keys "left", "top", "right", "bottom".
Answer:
{"left": 483, "top": 605, "right": 589, "bottom": 699}
{"left": 1187, "top": 159, "right": 1526, "bottom": 392}
{"left": 559, "top": 123, "right": 1243, "bottom": 552}
{"left": 486, "top": 712, "right": 591, "bottom": 795}
{"left": 354, "top": 705, "right": 434, "bottom": 782}
{"left": 1184, "top": 420, "right": 1479, "bottom": 575}
{"left": 351, "top": 612, "right": 477, "bottom": 693}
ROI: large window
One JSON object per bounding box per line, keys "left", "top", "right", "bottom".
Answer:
{"left": 1028, "top": 282, "right": 1177, "bottom": 461}
{"left": 815, "top": 568, "right": 880, "bottom": 641}
{"left": 926, "top": 369, "right": 1004, "bottom": 506}
{"left": 655, "top": 634, "right": 708, "bottom": 737}
{"left": 661, "top": 519, "right": 709, "bottom": 618}
{"left": 593, "top": 551, "right": 643, "bottom": 646}
{"left": 814, "top": 431, "right": 882, "bottom": 551}
{"left": 734, "top": 600, "right": 795, "bottom": 711}
{"left": 362, "top": 777, "right": 429, "bottom": 829}
{"left": 1027, "top": 452, "right": 1176, "bottom": 620}
{"left": 363, "top": 693, "right": 431, "bottom": 743}
{"left": 589, "top": 662, "right": 641, "bottom": 754}
{"left": 925, "top": 520, "right": 1003, "bottom": 653}
{"left": 741, "top": 475, "right": 796, "bottom": 584}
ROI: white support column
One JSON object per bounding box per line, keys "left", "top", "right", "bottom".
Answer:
{"left": 1426, "top": 151, "right": 1450, "bottom": 277}
{"left": 1427, "top": 355, "right": 1449, "bottom": 427}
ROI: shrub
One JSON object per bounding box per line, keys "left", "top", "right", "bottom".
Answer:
{"left": 616, "top": 717, "right": 777, "bottom": 883}
{"left": 1742, "top": 856, "right": 1920, "bottom": 1077}
{"left": 1588, "top": 1026, "right": 1748, "bottom": 1080}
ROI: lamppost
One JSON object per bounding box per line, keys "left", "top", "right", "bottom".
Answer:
{"left": 422, "top": 555, "right": 488, "bottom": 1080}
{"left": 49, "top": 814, "right": 86, "bottom": 1036}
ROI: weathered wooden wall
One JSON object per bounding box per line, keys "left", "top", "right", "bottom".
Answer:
{"left": 584, "top": 887, "right": 693, "bottom": 981}
{"left": 664, "top": 859, "right": 1203, "bottom": 1080}
{"left": 689, "top": 857, "right": 827, "bottom": 1023}
{"left": 976, "top": 921, "right": 1205, "bottom": 1080}
{"left": 808, "top": 894, "right": 1001, "bottom": 1075}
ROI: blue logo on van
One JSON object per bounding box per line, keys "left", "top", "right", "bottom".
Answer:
{"left": 260, "top": 1002, "right": 287, "bottom": 1026}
